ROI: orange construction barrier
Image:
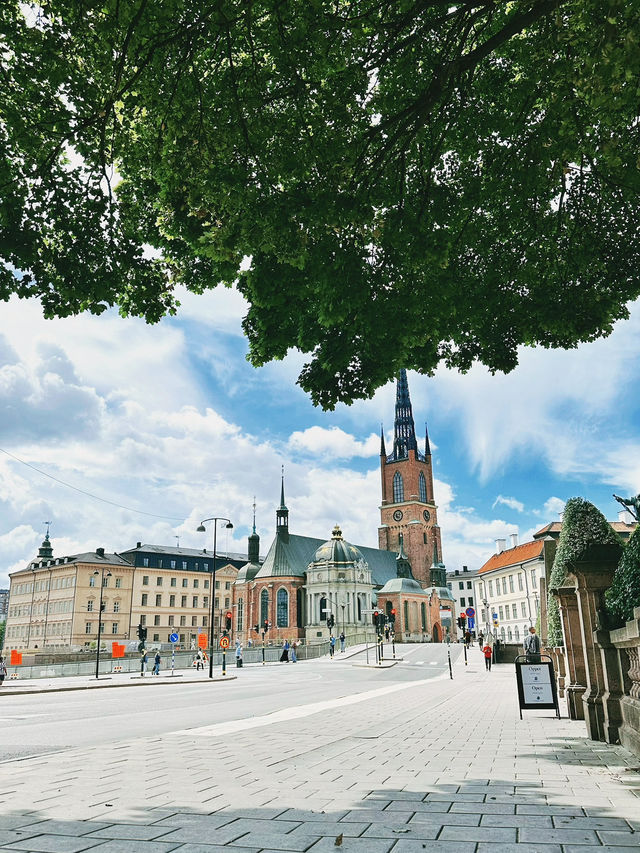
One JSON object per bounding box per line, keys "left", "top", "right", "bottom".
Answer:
{"left": 10, "top": 650, "right": 22, "bottom": 666}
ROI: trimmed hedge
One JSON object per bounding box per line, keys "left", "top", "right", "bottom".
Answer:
{"left": 606, "top": 525, "right": 640, "bottom": 626}
{"left": 546, "top": 497, "right": 621, "bottom": 647}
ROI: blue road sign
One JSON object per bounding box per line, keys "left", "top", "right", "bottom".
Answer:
{"left": 169, "top": 632, "right": 179, "bottom": 644}
{"left": 467, "top": 616, "right": 475, "bottom": 630}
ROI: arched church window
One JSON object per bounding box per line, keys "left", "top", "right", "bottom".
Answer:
{"left": 421, "top": 602, "right": 427, "bottom": 631}
{"left": 404, "top": 600, "right": 410, "bottom": 631}
{"left": 357, "top": 597, "right": 362, "bottom": 621}
{"left": 237, "top": 598, "right": 244, "bottom": 631}
{"left": 419, "top": 472, "right": 427, "bottom": 503}
{"left": 260, "top": 588, "right": 268, "bottom": 624}
{"left": 386, "top": 601, "right": 392, "bottom": 616}
{"left": 393, "top": 471, "right": 404, "bottom": 503}
{"left": 277, "top": 588, "right": 289, "bottom": 628}
{"left": 319, "top": 596, "right": 327, "bottom": 624}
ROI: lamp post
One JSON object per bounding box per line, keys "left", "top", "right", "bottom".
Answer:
{"left": 197, "top": 516, "right": 233, "bottom": 678}
{"left": 94, "top": 567, "right": 112, "bottom": 679}
{"left": 26, "top": 567, "right": 36, "bottom": 650}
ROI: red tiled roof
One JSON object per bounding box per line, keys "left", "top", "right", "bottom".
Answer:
{"left": 478, "top": 540, "right": 544, "bottom": 574}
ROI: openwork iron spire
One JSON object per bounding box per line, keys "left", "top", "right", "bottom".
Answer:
{"left": 390, "top": 369, "right": 420, "bottom": 461}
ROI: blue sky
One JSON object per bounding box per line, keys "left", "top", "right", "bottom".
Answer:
{"left": 1, "top": 286, "right": 639, "bottom": 588}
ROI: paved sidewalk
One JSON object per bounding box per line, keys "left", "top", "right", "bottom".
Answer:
{"left": 0, "top": 660, "right": 639, "bottom": 852}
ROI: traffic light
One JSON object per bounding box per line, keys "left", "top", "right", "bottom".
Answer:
{"left": 254, "top": 624, "right": 259, "bottom": 633}
{"left": 136, "top": 623, "right": 147, "bottom": 642}
{"left": 225, "top": 611, "right": 232, "bottom": 630}
{"left": 326, "top": 613, "right": 335, "bottom": 629}
{"left": 263, "top": 619, "right": 269, "bottom": 633}
{"left": 390, "top": 608, "right": 396, "bottom": 624}
{"left": 372, "top": 610, "right": 379, "bottom": 626}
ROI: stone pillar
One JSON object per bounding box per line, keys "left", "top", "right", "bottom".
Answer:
{"left": 567, "top": 543, "right": 622, "bottom": 742}
{"left": 555, "top": 583, "right": 587, "bottom": 720}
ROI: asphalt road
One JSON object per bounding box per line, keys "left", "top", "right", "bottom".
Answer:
{"left": 0, "top": 643, "right": 465, "bottom": 763}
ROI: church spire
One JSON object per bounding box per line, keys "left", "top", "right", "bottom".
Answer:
{"left": 276, "top": 467, "right": 289, "bottom": 540}
{"left": 380, "top": 424, "right": 386, "bottom": 456}
{"left": 38, "top": 521, "right": 53, "bottom": 559}
{"left": 425, "top": 421, "right": 431, "bottom": 457}
{"left": 392, "top": 368, "right": 418, "bottom": 460}
{"left": 248, "top": 496, "right": 260, "bottom": 564}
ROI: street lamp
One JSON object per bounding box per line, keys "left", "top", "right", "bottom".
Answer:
{"left": 94, "top": 567, "right": 112, "bottom": 679}
{"left": 197, "top": 516, "right": 233, "bottom": 678}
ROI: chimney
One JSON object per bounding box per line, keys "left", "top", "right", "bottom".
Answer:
{"left": 510, "top": 533, "right": 519, "bottom": 549}
{"left": 137, "top": 541, "right": 142, "bottom": 548}
{"left": 495, "top": 538, "right": 507, "bottom": 554}
{"left": 463, "top": 565, "right": 468, "bottom": 572}
{"left": 96, "top": 547, "right": 105, "bottom": 557}
{"left": 454, "top": 569, "right": 459, "bottom": 576}
{"left": 618, "top": 510, "right": 635, "bottom": 524}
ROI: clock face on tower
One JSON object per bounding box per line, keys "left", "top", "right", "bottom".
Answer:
{"left": 423, "top": 509, "right": 431, "bottom": 522}
{"left": 393, "top": 509, "right": 404, "bottom": 522}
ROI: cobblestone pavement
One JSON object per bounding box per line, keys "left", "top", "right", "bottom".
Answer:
{"left": 0, "top": 659, "right": 638, "bottom": 852}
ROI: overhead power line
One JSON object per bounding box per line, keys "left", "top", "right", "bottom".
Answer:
{"left": 0, "top": 446, "right": 185, "bottom": 521}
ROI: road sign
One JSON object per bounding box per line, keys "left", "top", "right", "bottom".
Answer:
{"left": 219, "top": 636, "right": 230, "bottom": 649}
{"left": 197, "top": 633, "right": 208, "bottom": 649}
{"left": 169, "top": 632, "right": 179, "bottom": 644}
{"left": 467, "top": 616, "right": 475, "bottom": 630}
{"left": 465, "top": 607, "right": 475, "bottom": 617}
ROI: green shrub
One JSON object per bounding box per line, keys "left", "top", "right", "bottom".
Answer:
{"left": 546, "top": 497, "right": 621, "bottom": 647}
{"left": 606, "top": 526, "right": 640, "bottom": 626}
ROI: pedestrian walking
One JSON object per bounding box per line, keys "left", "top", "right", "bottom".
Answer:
{"left": 464, "top": 630, "right": 472, "bottom": 647}
{"left": 153, "top": 652, "right": 161, "bottom": 675}
{"left": 279, "top": 639, "right": 290, "bottom": 662}
{"left": 291, "top": 641, "right": 297, "bottom": 663}
{"left": 196, "top": 648, "right": 204, "bottom": 670}
{"left": 140, "top": 649, "right": 148, "bottom": 676}
{"left": 235, "top": 643, "right": 243, "bottom": 668}
{"left": 483, "top": 642, "right": 492, "bottom": 671}
{"left": 339, "top": 631, "right": 346, "bottom": 652}
{"left": 0, "top": 656, "right": 7, "bottom": 687}
{"left": 329, "top": 635, "right": 336, "bottom": 658}
{"left": 477, "top": 631, "right": 484, "bottom": 648}
{"left": 523, "top": 625, "right": 542, "bottom": 663}
{"left": 247, "top": 638, "right": 253, "bottom": 648}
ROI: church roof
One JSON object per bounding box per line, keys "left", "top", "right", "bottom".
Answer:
{"left": 312, "top": 525, "right": 364, "bottom": 565}
{"left": 378, "top": 577, "right": 428, "bottom": 595}
{"left": 235, "top": 562, "right": 261, "bottom": 584}
{"left": 255, "top": 533, "right": 399, "bottom": 586}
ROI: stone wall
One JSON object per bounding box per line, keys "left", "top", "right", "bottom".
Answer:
{"left": 609, "top": 606, "right": 640, "bottom": 758}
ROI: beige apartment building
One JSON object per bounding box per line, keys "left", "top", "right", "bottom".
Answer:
{"left": 3, "top": 534, "right": 239, "bottom": 654}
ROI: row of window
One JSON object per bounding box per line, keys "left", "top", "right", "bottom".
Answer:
{"left": 88, "top": 576, "right": 123, "bottom": 588}
{"left": 482, "top": 570, "right": 537, "bottom": 599}
{"left": 13, "top": 576, "right": 76, "bottom": 595}
{"left": 8, "top": 598, "right": 75, "bottom": 618}
{"left": 5, "top": 621, "right": 72, "bottom": 639}
{"left": 479, "top": 599, "right": 539, "bottom": 623}
{"left": 141, "top": 558, "right": 216, "bottom": 572}
{"left": 392, "top": 471, "right": 428, "bottom": 504}
{"left": 259, "top": 588, "right": 290, "bottom": 628}
{"left": 459, "top": 596, "right": 474, "bottom": 608}
{"left": 139, "top": 594, "right": 213, "bottom": 608}
{"left": 138, "top": 615, "right": 208, "bottom": 628}
{"left": 141, "top": 575, "right": 215, "bottom": 589}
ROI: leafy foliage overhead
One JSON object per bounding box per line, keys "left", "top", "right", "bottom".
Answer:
{"left": 546, "top": 496, "right": 622, "bottom": 646}
{"left": 2, "top": 0, "right": 640, "bottom": 407}
{"left": 606, "top": 526, "right": 640, "bottom": 627}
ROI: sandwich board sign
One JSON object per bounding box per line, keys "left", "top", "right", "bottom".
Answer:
{"left": 515, "top": 655, "right": 560, "bottom": 719}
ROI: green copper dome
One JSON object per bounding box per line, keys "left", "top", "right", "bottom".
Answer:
{"left": 312, "top": 525, "right": 364, "bottom": 565}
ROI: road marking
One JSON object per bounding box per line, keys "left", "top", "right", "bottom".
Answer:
{"left": 171, "top": 678, "right": 431, "bottom": 739}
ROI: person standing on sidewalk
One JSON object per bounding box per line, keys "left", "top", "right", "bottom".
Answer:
{"left": 279, "top": 639, "right": 290, "bottom": 662}
{"left": 196, "top": 648, "right": 204, "bottom": 670}
{"left": 153, "top": 652, "right": 161, "bottom": 675}
{"left": 339, "top": 631, "right": 346, "bottom": 652}
{"left": 140, "top": 650, "right": 148, "bottom": 676}
{"left": 0, "top": 656, "right": 7, "bottom": 686}
{"left": 235, "top": 643, "right": 243, "bottom": 668}
{"left": 329, "top": 635, "right": 336, "bottom": 658}
{"left": 482, "top": 642, "right": 492, "bottom": 671}
{"left": 523, "top": 626, "right": 541, "bottom": 663}
{"left": 291, "top": 640, "right": 297, "bottom": 663}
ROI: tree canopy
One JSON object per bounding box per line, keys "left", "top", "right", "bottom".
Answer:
{"left": 2, "top": 0, "right": 640, "bottom": 407}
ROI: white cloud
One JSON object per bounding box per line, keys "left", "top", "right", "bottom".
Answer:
{"left": 540, "top": 496, "right": 565, "bottom": 519}
{"left": 492, "top": 495, "right": 525, "bottom": 513}
{"left": 288, "top": 426, "right": 380, "bottom": 459}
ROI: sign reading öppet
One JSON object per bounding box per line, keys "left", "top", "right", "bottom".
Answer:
{"left": 515, "top": 655, "right": 560, "bottom": 719}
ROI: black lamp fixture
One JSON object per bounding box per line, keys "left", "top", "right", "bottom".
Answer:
{"left": 94, "top": 567, "right": 112, "bottom": 679}
{"left": 197, "top": 517, "right": 233, "bottom": 678}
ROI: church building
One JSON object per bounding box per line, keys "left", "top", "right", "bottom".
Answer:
{"left": 234, "top": 370, "right": 455, "bottom": 646}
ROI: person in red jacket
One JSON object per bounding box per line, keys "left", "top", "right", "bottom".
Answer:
{"left": 483, "top": 642, "right": 493, "bottom": 671}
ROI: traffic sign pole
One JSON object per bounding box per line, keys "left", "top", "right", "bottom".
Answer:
{"left": 464, "top": 643, "right": 467, "bottom": 666}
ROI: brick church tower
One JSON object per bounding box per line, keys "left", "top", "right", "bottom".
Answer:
{"left": 378, "top": 370, "right": 442, "bottom": 587}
